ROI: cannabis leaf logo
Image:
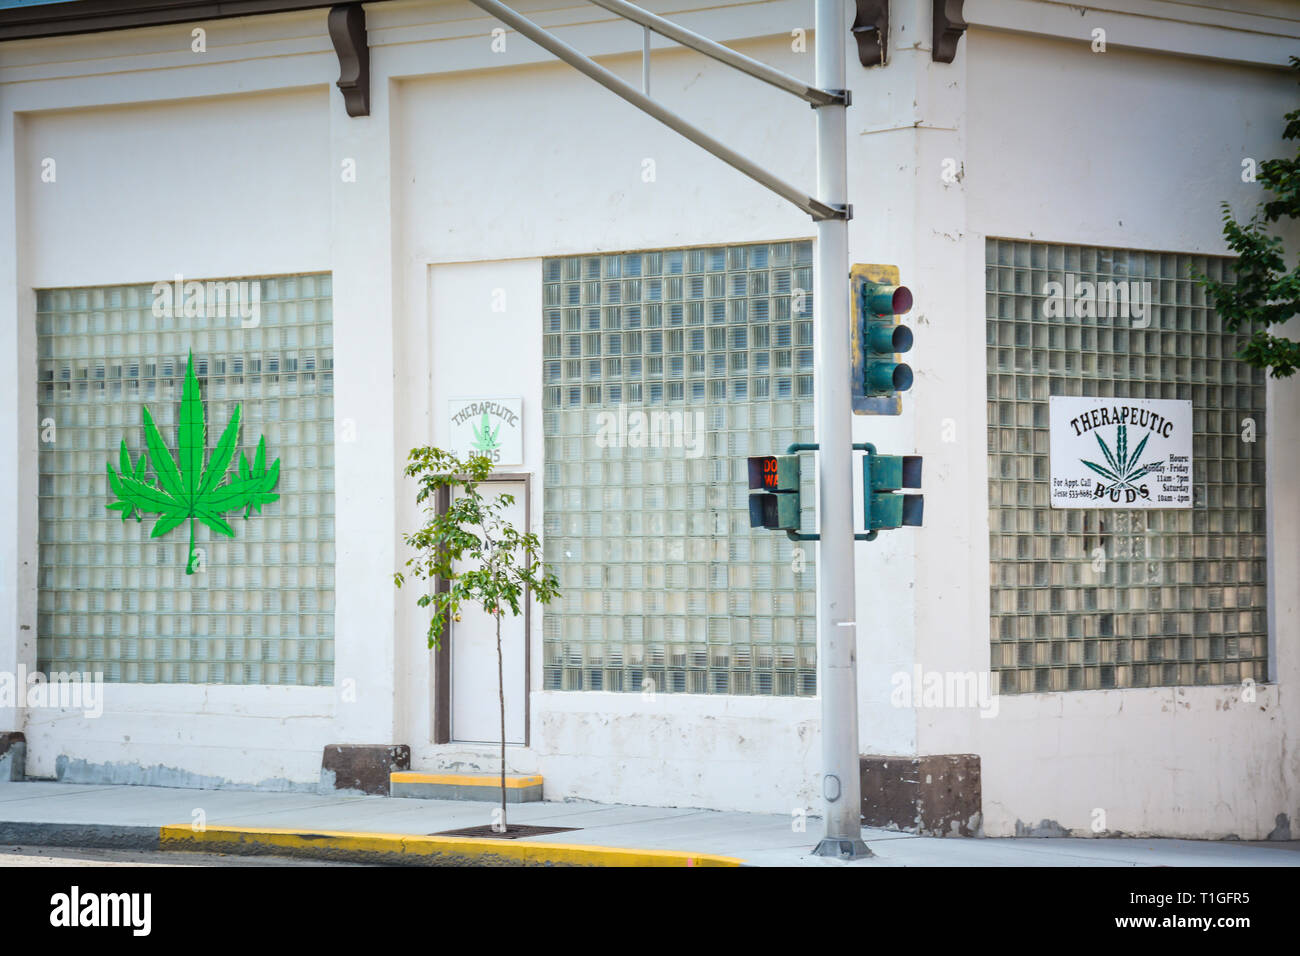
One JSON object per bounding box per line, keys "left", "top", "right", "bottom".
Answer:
{"left": 1080, "top": 424, "right": 1163, "bottom": 492}
{"left": 105, "top": 350, "right": 280, "bottom": 575}
{"left": 469, "top": 411, "right": 501, "bottom": 453}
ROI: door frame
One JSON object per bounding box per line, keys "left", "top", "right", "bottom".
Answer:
{"left": 432, "top": 472, "right": 532, "bottom": 747}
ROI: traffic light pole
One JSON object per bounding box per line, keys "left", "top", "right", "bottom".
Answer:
{"left": 809, "top": 0, "right": 869, "bottom": 860}
{"left": 465, "top": 0, "right": 867, "bottom": 859}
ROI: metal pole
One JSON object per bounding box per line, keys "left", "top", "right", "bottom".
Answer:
{"left": 466, "top": 0, "right": 864, "bottom": 858}
{"left": 463, "top": 0, "right": 842, "bottom": 221}
{"left": 642, "top": 24, "right": 650, "bottom": 95}
{"left": 586, "top": 0, "right": 843, "bottom": 107}
{"left": 811, "top": 0, "right": 869, "bottom": 860}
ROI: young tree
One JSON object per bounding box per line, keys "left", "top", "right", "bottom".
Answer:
{"left": 394, "top": 448, "right": 560, "bottom": 830}
{"left": 1196, "top": 56, "right": 1300, "bottom": 378}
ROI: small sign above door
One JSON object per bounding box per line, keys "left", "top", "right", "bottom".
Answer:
{"left": 1049, "top": 396, "right": 1193, "bottom": 509}
{"left": 448, "top": 396, "right": 523, "bottom": 467}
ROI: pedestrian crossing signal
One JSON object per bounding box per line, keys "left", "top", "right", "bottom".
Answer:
{"left": 747, "top": 454, "right": 800, "bottom": 531}
{"left": 865, "top": 453, "right": 924, "bottom": 530}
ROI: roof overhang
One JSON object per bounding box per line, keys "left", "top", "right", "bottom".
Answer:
{"left": 0, "top": 0, "right": 376, "bottom": 41}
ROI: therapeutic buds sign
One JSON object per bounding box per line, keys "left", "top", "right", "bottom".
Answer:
{"left": 1049, "top": 396, "right": 1193, "bottom": 509}
{"left": 448, "top": 396, "right": 523, "bottom": 467}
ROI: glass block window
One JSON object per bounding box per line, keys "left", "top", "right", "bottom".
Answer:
{"left": 986, "top": 240, "right": 1268, "bottom": 694}
{"left": 36, "top": 274, "right": 335, "bottom": 685}
{"left": 542, "top": 242, "right": 817, "bottom": 696}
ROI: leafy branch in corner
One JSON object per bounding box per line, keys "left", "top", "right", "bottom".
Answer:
{"left": 1195, "top": 55, "right": 1300, "bottom": 378}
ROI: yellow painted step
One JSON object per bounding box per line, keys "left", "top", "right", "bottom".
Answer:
{"left": 390, "top": 770, "right": 544, "bottom": 802}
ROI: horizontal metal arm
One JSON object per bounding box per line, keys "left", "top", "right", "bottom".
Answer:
{"left": 463, "top": 0, "right": 845, "bottom": 221}
{"left": 586, "top": 0, "right": 845, "bottom": 107}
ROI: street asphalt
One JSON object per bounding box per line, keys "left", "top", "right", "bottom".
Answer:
{"left": 0, "top": 844, "right": 363, "bottom": 866}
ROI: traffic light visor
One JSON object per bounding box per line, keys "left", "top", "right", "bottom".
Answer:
{"left": 866, "top": 323, "right": 913, "bottom": 354}
{"left": 864, "top": 284, "right": 913, "bottom": 317}
{"left": 747, "top": 455, "right": 776, "bottom": 491}
{"left": 867, "top": 361, "right": 913, "bottom": 393}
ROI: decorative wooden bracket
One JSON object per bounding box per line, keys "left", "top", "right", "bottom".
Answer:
{"left": 328, "top": 3, "right": 370, "bottom": 117}
{"left": 852, "top": 0, "right": 887, "bottom": 69}
{"left": 933, "top": 0, "right": 967, "bottom": 63}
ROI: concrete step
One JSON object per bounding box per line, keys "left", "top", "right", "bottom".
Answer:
{"left": 390, "top": 771, "right": 543, "bottom": 803}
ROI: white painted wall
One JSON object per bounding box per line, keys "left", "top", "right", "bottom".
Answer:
{"left": 395, "top": 25, "right": 837, "bottom": 811}
{"left": 0, "top": 0, "right": 838, "bottom": 809}
{"left": 1, "top": 0, "right": 1297, "bottom": 833}
{"left": 925, "top": 24, "right": 1300, "bottom": 838}
{"left": 0, "top": 17, "right": 380, "bottom": 783}
{"left": 426, "top": 260, "right": 541, "bottom": 747}
{"left": 20, "top": 93, "right": 330, "bottom": 288}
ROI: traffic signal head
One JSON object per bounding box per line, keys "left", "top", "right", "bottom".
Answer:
{"left": 861, "top": 281, "right": 913, "bottom": 398}
{"left": 851, "top": 265, "right": 914, "bottom": 416}
{"left": 747, "top": 454, "right": 801, "bottom": 531}
{"left": 865, "top": 453, "right": 923, "bottom": 531}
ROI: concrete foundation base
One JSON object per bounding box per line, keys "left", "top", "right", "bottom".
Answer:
{"left": 860, "top": 754, "right": 982, "bottom": 837}
{"left": 319, "top": 744, "right": 410, "bottom": 796}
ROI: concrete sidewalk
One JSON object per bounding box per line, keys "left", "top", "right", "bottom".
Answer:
{"left": 1, "top": 781, "right": 1297, "bottom": 866}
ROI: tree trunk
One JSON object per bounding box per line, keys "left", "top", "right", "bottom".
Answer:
{"left": 497, "top": 611, "right": 507, "bottom": 831}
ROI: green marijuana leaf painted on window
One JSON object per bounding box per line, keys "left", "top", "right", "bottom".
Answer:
{"left": 1080, "top": 424, "right": 1163, "bottom": 492}
{"left": 470, "top": 411, "right": 501, "bottom": 452}
{"left": 105, "top": 350, "right": 281, "bottom": 575}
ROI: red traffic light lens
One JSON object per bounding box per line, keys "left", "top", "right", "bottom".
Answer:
{"left": 891, "top": 286, "right": 913, "bottom": 315}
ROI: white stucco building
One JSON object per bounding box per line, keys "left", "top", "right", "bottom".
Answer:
{"left": 1, "top": 0, "right": 1297, "bottom": 840}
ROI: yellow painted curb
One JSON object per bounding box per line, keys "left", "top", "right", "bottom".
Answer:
{"left": 159, "top": 825, "right": 743, "bottom": 867}
{"left": 390, "top": 771, "right": 543, "bottom": 790}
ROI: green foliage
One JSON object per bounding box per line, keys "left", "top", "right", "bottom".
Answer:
{"left": 395, "top": 447, "right": 561, "bottom": 829}
{"left": 1195, "top": 56, "right": 1300, "bottom": 378}
{"left": 105, "top": 351, "right": 280, "bottom": 575}
{"left": 394, "top": 447, "right": 560, "bottom": 649}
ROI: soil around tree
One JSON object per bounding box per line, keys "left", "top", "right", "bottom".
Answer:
{"left": 431, "top": 824, "right": 579, "bottom": 841}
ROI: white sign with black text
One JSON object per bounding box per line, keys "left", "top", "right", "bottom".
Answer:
{"left": 1049, "top": 396, "right": 1193, "bottom": 509}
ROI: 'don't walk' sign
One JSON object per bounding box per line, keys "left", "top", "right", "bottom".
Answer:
{"left": 1048, "top": 396, "right": 1193, "bottom": 509}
